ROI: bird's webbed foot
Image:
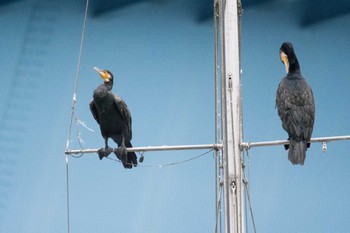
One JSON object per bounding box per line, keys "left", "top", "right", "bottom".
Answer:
{"left": 284, "top": 137, "right": 290, "bottom": 150}
{"left": 97, "top": 147, "right": 113, "bottom": 160}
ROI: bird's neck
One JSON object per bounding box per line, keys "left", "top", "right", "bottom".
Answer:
{"left": 103, "top": 82, "right": 113, "bottom": 91}
{"left": 288, "top": 58, "right": 301, "bottom": 74}
{"left": 93, "top": 83, "right": 112, "bottom": 99}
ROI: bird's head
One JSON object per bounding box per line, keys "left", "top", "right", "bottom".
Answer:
{"left": 280, "top": 42, "right": 300, "bottom": 74}
{"left": 94, "top": 67, "right": 114, "bottom": 84}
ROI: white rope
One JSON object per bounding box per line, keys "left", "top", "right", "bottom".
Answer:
{"left": 65, "top": 0, "right": 90, "bottom": 232}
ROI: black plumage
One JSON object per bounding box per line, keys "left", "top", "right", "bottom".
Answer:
{"left": 90, "top": 67, "right": 137, "bottom": 169}
{"left": 276, "top": 42, "right": 315, "bottom": 165}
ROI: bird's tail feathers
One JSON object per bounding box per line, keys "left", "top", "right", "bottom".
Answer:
{"left": 115, "top": 142, "right": 138, "bottom": 169}
{"left": 288, "top": 140, "right": 307, "bottom": 165}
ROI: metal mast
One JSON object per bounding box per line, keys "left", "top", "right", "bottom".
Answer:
{"left": 220, "top": 0, "right": 244, "bottom": 233}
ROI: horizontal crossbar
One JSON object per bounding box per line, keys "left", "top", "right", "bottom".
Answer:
{"left": 240, "top": 135, "right": 350, "bottom": 149}
{"left": 65, "top": 135, "right": 350, "bottom": 155}
{"left": 65, "top": 143, "right": 223, "bottom": 155}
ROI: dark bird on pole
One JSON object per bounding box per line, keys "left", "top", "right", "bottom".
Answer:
{"left": 276, "top": 42, "right": 315, "bottom": 165}
{"left": 90, "top": 67, "right": 138, "bottom": 169}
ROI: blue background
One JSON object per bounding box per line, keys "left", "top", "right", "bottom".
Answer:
{"left": 0, "top": 0, "right": 349, "bottom": 232}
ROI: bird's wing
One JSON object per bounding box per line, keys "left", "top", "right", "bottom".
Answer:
{"left": 276, "top": 78, "right": 315, "bottom": 140}
{"left": 89, "top": 100, "right": 100, "bottom": 124}
{"left": 112, "top": 94, "right": 132, "bottom": 139}
{"left": 276, "top": 80, "right": 293, "bottom": 133}
{"left": 301, "top": 86, "right": 315, "bottom": 139}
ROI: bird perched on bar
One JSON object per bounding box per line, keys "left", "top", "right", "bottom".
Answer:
{"left": 90, "top": 67, "right": 138, "bottom": 169}
{"left": 276, "top": 42, "right": 315, "bottom": 165}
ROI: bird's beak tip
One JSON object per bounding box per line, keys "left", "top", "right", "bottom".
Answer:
{"left": 93, "top": 66, "right": 110, "bottom": 81}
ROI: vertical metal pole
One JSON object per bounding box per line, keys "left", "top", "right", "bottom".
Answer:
{"left": 221, "top": 0, "right": 244, "bottom": 233}
{"left": 214, "top": 1, "right": 223, "bottom": 233}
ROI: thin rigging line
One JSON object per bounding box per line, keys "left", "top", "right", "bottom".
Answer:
{"left": 243, "top": 148, "right": 257, "bottom": 233}
{"left": 243, "top": 182, "right": 257, "bottom": 233}
{"left": 99, "top": 149, "right": 214, "bottom": 168}
{"left": 244, "top": 150, "right": 248, "bottom": 233}
{"left": 244, "top": 186, "right": 248, "bottom": 233}
{"left": 65, "top": 155, "right": 70, "bottom": 233}
{"left": 65, "top": 0, "right": 89, "bottom": 152}
{"left": 214, "top": 177, "right": 224, "bottom": 233}
{"left": 65, "top": 0, "right": 90, "bottom": 233}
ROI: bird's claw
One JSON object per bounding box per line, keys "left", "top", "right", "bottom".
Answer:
{"left": 284, "top": 138, "right": 290, "bottom": 150}
{"left": 114, "top": 145, "right": 138, "bottom": 168}
{"left": 97, "top": 147, "right": 113, "bottom": 160}
{"left": 113, "top": 146, "right": 127, "bottom": 161}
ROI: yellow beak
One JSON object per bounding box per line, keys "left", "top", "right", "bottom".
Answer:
{"left": 93, "top": 66, "right": 110, "bottom": 82}
{"left": 280, "top": 52, "right": 289, "bottom": 73}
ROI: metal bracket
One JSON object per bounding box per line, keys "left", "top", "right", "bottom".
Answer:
{"left": 322, "top": 141, "right": 327, "bottom": 152}
{"left": 230, "top": 176, "right": 236, "bottom": 194}
{"left": 237, "top": 0, "right": 244, "bottom": 16}
{"left": 228, "top": 73, "right": 233, "bottom": 91}
{"left": 214, "top": 0, "right": 219, "bottom": 18}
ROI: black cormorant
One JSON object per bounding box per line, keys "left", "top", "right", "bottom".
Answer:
{"left": 276, "top": 42, "right": 315, "bottom": 165}
{"left": 90, "top": 67, "right": 137, "bottom": 169}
